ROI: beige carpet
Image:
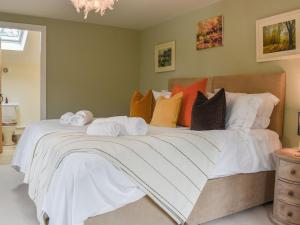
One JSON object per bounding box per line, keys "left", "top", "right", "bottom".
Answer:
{"left": 0, "top": 165, "right": 275, "bottom": 225}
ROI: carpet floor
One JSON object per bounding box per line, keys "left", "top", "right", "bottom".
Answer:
{"left": 0, "top": 165, "right": 275, "bottom": 225}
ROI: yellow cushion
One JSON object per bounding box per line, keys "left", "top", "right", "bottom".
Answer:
{"left": 150, "top": 92, "right": 183, "bottom": 128}
{"left": 130, "top": 90, "right": 155, "bottom": 123}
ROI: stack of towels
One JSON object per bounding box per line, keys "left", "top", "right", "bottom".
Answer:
{"left": 60, "top": 112, "right": 148, "bottom": 137}
{"left": 60, "top": 110, "right": 94, "bottom": 126}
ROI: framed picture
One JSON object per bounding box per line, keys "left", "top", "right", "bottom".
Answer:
{"left": 155, "top": 41, "right": 176, "bottom": 73}
{"left": 256, "top": 9, "right": 300, "bottom": 62}
{"left": 196, "top": 15, "right": 224, "bottom": 50}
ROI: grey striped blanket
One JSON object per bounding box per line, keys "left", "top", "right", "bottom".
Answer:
{"left": 25, "top": 130, "right": 225, "bottom": 224}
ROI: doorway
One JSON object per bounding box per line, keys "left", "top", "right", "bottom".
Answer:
{"left": 0, "top": 22, "right": 46, "bottom": 165}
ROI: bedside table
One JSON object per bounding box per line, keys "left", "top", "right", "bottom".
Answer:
{"left": 272, "top": 149, "right": 300, "bottom": 225}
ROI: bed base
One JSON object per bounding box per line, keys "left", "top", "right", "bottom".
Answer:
{"left": 85, "top": 171, "right": 275, "bottom": 225}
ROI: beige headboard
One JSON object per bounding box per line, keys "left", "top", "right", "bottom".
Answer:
{"left": 169, "top": 73, "right": 286, "bottom": 138}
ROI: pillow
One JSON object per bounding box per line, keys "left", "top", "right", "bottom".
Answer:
{"left": 250, "top": 93, "right": 280, "bottom": 129}
{"left": 217, "top": 90, "right": 279, "bottom": 129}
{"left": 191, "top": 89, "right": 226, "bottom": 131}
{"left": 130, "top": 90, "right": 155, "bottom": 124}
{"left": 171, "top": 79, "right": 208, "bottom": 127}
{"left": 150, "top": 92, "right": 183, "bottom": 128}
{"left": 152, "top": 90, "right": 172, "bottom": 101}
{"left": 226, "top": 95, "right": 263, "bottom": 130}
{"left": 206, "top": 92, "right": 215, "bottom": 99}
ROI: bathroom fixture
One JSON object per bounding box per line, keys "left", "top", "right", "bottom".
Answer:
{"left": 2, "top": 103, "right": 19, "bottom": 146}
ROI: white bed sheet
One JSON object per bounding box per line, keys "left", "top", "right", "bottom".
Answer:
{"left": 12, "top": 120, "right": 282, "bottom": 225}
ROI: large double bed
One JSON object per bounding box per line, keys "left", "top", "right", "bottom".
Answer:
{"left": 12, "top": 73, "right": 286, "bottom": 225}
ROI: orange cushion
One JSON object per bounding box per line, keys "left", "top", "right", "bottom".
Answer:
{"left": 130, "top": 90, "right": 155, "bottom": 123}
{"left": 171, "top": 79, "right": 208, "bottom": 127}
{"left": 150, "top": 92, "right": 183, "bottom": 128}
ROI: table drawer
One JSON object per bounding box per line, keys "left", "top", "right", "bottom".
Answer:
{"left": 278, "top": 160, "right": 300, "bottom": 183}
{"left": 277, "top": 180, "right": 300, "bottom": 205}
{"left": 274, "top": 201, "right": 300, "bottom": 224}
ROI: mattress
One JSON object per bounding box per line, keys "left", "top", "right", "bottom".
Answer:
{"left": 12, "top": 120, "right": 281, "bottom": 225}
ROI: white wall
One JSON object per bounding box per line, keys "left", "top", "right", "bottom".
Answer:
{"left": 2, "top": 30, "right": 41, "bottom": 127}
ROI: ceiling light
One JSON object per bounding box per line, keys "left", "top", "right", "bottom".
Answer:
{"left": 70, "top": 0, "right": 118, "bottom": 19}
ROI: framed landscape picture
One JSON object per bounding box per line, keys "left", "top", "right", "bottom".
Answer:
{"left": 155, "top": 41, "right": 176, "bottom": 73}
{"left": 196, "top": 15, "right": 224, "bottom": 50}
{"left": 256, "top": 9, "right": 300, "bottom": 62}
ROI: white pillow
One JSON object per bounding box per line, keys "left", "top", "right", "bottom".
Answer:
{"left": 218, "top": 90, "right": 280, "bottom": 129}
{"left": 206, "top": 92, "right": 215, "bottom": 99}
{"left": 152, "top": 90, "right": 171, "bottom": 101}
{"left": 226, "top": 95, "right": 263, "bottom": 131}
{"left": 223, "top": 92, "right": 245, "bottom": 123}
{"left": 250, "top": 93, "right": 280, "bottom": 129}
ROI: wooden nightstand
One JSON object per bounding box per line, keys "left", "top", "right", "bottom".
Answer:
{"left": 272, "top": 149, "right": 300, "bottom": 225}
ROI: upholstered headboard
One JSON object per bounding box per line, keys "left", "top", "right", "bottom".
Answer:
{"left": 169, "top": 73, "right": 286, "bottom": 138}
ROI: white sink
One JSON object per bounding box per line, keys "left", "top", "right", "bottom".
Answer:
{"left": 2, "top": 103, "right": 19, "bottom": 124}
{"left": 2, "top": 103, "right": 19, "bottom": 107}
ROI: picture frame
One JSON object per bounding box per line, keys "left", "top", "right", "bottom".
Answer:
{"left": 196, "top": 15, "right": 224, "bottom": 50}
{"left": 155, "top": 41, "right": 176, "bottom": 73}
{"left": 256, "top": 9, "right": 300, "bottom": 62}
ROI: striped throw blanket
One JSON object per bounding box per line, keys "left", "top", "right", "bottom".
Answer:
{"left": 25, "top": 130, "right": 225, "bottom": 224}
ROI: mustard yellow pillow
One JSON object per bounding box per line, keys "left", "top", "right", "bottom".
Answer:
{"left": 150, "top": 92, "right": 183, "bottom": 128}
{"left": 130, "top": 90, "right": 155, "bottom": 123}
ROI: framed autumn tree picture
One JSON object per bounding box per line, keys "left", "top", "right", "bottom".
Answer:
{"left": 257, "top": 9, "right": 300, "bottom": 62}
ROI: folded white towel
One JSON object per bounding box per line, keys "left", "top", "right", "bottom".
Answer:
{"left": 93, "top": 116, "right": 148, "bottom": 136}
{"left": 60, "top": 112, "right": 74, "bottom": 125}
{"left": 87, "top": 122, "right": 121, "bottom": 137}
{"left": 70, "top": 110, "right": 94, "bottom": 126}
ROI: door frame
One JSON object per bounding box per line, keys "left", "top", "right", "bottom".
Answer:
{"left": 0, "top": 21, "right": 47, "bottom": 120}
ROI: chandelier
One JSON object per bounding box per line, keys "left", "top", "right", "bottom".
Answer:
{"left": 70, "top": 0, "right": 118, "bottom": 19}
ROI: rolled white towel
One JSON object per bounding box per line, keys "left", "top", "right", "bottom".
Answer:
{"left": 93, "top": 116, "right": 128, "bottom": 124}
{"left": 123, "top": 117, "right": 148, "bottom": 136}
{"left": 93, "top": 116, "right": 148, "bottom": 136}
{"left": 70, "top": 110, "right": 94, "bottom": 126}
{"left": 87, "top": 122, "right": 121, "bottom": 137}
{"left": 60, "top": 112, "right": 74, "bottom": 125}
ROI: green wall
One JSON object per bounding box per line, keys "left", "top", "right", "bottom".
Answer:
{"left": 0, "top": 12, "right": 140, "bottom": 119}
{"left": 139, "top": 0, "right": 300, "bottom": 147}
{"left": 2, "top": 0, "right": 300, "bottom": 146}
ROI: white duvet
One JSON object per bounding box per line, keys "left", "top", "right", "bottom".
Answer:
{"left": 12, "top": 120, "right": 281, "bottom": 225}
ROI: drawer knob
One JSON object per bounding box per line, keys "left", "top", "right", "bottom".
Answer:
{"left": 290, "top": 169, "right": 296, "bottom": 175}
{"left": 288, "top": 191, "right": 294, "bottom": 197}
{"left": 287, "top": 212, "right": 293, "bottom": 217}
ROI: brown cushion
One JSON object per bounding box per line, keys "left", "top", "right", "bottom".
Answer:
{"left": 130, "top": 90, "right": 155, "bottom": 123}
{"left": 191, "top": 89, "right": 226, "bottom": 131}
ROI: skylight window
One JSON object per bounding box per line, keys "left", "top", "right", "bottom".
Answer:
{"left": 0, "top": 28, "right": 28, "bottom": 51}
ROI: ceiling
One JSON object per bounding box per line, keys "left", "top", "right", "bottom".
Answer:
{"left": 0, "top": 0, "right": 222, "bottom": 30}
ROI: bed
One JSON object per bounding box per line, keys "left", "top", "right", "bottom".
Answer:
{"left": 13, "top": 73, "right": 286, "bottom": 225}
{"left": 86, "top": 73, "right": 286, "bottom": 225}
